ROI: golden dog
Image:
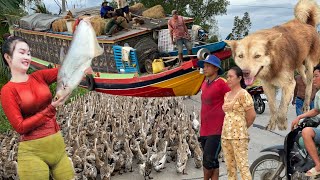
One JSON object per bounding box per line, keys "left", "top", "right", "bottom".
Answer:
{"left": 225, "top": 0, "right": 320, "bottom": 130}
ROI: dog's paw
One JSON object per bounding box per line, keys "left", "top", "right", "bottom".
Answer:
{"left": 266, "top": 117, "right": 277, "bottom": 130}
{"left": 266, "top": 122, "right": 276, "bottom": 130}
{"left": 276, "top": 117, "right": 288, "bottom": 130}
{"left": 277, "top": 122, "right": 288, "bottom": 130}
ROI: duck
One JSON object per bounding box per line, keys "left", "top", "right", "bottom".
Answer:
{"left": 193, "top": 142, "right": 203, "bottom": 168}
{"left": 124, "top": 138, "right": 134, "bottom": 172}
{"left": 192, "top": 111, "right": 200, "bottom": 131}
{"left": 151, "top": 140, "right": 168, "bottom": 172}
{"left": 176, "top": 135, "right": 191, "bottom": 174}
{"left": 139, "top": 149, "right": 153, "bottom": 180}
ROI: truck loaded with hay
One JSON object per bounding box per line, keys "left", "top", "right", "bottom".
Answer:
{"left": 13, "top": 3, "right": 232, "bottom": 97}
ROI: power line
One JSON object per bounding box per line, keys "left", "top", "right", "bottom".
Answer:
{"left": 230, "top": 4, "right": 294, "bottom": 10}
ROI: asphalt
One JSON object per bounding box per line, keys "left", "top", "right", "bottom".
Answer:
{"left": 112, "top": 93, "right": 295, "bottom": 180}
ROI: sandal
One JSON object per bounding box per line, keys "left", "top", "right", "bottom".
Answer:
{"left": 305, "top": 167, "right": 320, "bottom": 177}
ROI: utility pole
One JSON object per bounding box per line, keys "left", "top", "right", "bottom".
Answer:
{"left": 62, "top": 0, "right": 66, "bottom": 12}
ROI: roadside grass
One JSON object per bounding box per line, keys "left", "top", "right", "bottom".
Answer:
{"left": 0, "top": 104, "right": 11, "bottom": 133}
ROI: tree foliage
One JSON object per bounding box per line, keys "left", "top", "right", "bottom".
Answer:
{"left": 187, "top": 0, "right": 229, "bottom": 27}
{"left": 31, "top": 2, "right": 51, "bottom": 14}
{"left": 0, "top": 0, "right": 22, "bottom": 11}
{"left": 231, "top": 12, "right": 251, "bottom": 40}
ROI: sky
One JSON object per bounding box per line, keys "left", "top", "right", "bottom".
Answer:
{"left": 39, "top": 0, "right": 320, "bottom": 39}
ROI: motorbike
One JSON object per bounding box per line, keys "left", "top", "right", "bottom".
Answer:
{"left": 250, "top": 117, "right": 320, "bottom": 180}
{"left": 247, "top": 86, "right": 267, "bottom": 114}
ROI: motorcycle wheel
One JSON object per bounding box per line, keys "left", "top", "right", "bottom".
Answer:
{"left": 254, "top": 95, "right": 265, "bottom": 114}
{"left": 250, "top": 154, "right": 285, "bottom": 180}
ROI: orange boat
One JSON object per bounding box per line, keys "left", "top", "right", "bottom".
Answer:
{"left": 30, "top": 49, "right": 231, "bottom": 97}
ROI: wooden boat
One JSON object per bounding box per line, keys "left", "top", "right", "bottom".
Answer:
{"left": 30, "top": 48, "right": 231, "bottom": 97}
{"left": 14, "top": 9, "right": 232, "bottom": 97}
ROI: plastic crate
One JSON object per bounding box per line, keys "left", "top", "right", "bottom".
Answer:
{"left": 113, "top": 45, "right": 140, "bottom": 73}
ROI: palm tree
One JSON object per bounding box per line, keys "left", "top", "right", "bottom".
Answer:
{"left": 31, "top": 2, "right": 51, "bottom": 14}
{"left": 0, "top": 0, "right": 22, "bottom": 10}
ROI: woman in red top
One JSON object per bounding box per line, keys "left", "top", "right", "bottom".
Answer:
{"left": 1, "top": 36, "right": 74, "bottom": 179}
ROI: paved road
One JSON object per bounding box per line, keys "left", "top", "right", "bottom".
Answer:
{"left": 113, "top": 93, "right": 296, "bottom": 180}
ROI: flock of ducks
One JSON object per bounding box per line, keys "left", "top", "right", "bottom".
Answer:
{"left": 0, "top": 92, "right": 203, "bottom": 179}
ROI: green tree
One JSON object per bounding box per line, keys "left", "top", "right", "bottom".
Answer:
{"left": 207, "top": 35, "right": 219, "bottom": 43}
{"left": 0, "top": 0, "right": 23, "bottom": 10}
{"left": 135, "top": 0, "right": 189, "bottom": 15}
{"left": 31, "top": 2, "right": 51, "bottom": 14}
{"left": 231, "top": 12, "right": 251, "bottom": 40}
{"left": 187, "top": 0, "right": 229, "bottom": 28}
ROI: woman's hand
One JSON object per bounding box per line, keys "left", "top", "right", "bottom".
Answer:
{"left": 51, "top": 94, "right": 69, "bottom": 108}
{"left": 84, "top": 66, "right": 93, "bottom": 75}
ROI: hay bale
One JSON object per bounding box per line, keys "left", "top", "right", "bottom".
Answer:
{"left": 89, "top": 16, "right": 107, "bottom": 36}
{"left": 52, "top": 19, "right": 67, "bottom": 32}
{"left": 129, "top": 3, "right": 145, "bottom": 15}
{"left": 142, "top": 5, "right": 165, "bottom": 19}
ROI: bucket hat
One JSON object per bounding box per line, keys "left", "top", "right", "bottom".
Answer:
{"left": 197, "top": 55, "right": 224, "bottom": 75}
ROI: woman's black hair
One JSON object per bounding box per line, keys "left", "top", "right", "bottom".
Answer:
{"left": 229, "top": 66, "right": 246, "bottom": 89}
{"left": 314, "top": 64, "right": 320, "bottom": 72}
{"left": 1, "top": 36, "right": 28, "bottom": 66}
{"left": 101, "top": 2, "right": 108, "bottom": 6}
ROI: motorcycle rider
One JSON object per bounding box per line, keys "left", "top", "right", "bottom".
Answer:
{"left": 291, "top": 64, "right": 320, "bottom": 177}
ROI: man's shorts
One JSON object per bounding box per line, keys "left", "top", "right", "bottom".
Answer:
{"left": 176, "top": 38, "right": 192, "bottom": 54}
{"left": 312, "top": 128, "right": 320, "bottom": 144}
{"left": 199, "top": 135, "right": 221, "bottom": 170}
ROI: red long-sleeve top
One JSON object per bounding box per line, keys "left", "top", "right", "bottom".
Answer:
{"left": 1, "top": 68, "right": 60, "bottom": 141}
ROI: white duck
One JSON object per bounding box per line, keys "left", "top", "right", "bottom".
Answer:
{"left": 151, "top": 140, "right": 168, "bottom": 172}
{"left": 192, "top": 110, "right": 200, "bottom": 131}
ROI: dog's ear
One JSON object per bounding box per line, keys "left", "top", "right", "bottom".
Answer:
{"left": 224, "top": 40, "right": 237, "bottom": 51}
{"left": 267, "top": 33, "right": 282, "bottom": 45}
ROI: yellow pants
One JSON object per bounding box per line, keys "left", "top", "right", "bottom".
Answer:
{"left": 17, "top": 132, "right": 74, "bottom": 180}
{"left": 221, "top": 138, "right": 252, "bottom": 180}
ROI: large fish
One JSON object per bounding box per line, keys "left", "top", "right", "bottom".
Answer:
{"left": 55, "top": 19, "right": 103, "bottom": 100}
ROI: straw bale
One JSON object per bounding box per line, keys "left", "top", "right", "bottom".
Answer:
{"left": 89, "top": 16, "right": 107, "bottom": 36}
{"left": 129, "top": 3, "right": 145, "bottom": 14}
{"left": 142, "top": 5, "right": 165, "bottom": 19}
{"left": 52, "top": 19, "right": 67, "bottom": 32}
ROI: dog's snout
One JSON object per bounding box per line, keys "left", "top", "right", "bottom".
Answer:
{"left": 242, "top": 70, "right": 250, "bottom": 77}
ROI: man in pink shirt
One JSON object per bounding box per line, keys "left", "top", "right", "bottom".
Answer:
{"left": 168, "top": 10, "right": 193, "bottom": 64}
